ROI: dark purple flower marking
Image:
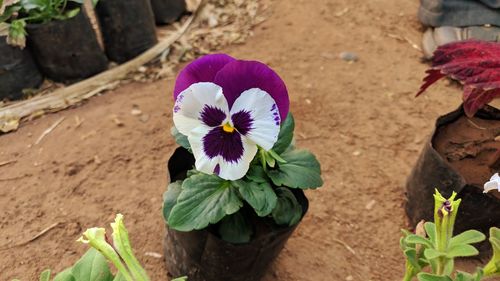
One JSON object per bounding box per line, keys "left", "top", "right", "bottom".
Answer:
{"left": 200, "top": 105, "right": 226, "bottom": 127}
{"left": 203, "top": 127, "right": 244, "bottom": 163}
{"left": 231, "top": 110, "right": 254, "bottom": 135}
{"left": 214, "top": 164, "right": 220, "bottom": 175}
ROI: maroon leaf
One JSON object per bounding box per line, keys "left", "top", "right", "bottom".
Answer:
{"left": 417, "top": 41, "right": 500, "bottom": 116}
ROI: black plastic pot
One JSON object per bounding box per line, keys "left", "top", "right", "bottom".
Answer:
{"left": 164, "top": 147, "right": 309, "bottom": 281}
{"left": 96, "top": 0, "right": 158, "bottom": 63}
{"left": 25, "top": 8, "right": 108, "bottom": 83}
{"left": 150, "top": 0, "right": 186, "bottom": 25}
{"left": 406, "top": 105, "right": 500, "bottom": 248}
{"left": 0, "top": 37, "right": 43, "bottom": 100}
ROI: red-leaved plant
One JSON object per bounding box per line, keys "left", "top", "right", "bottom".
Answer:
{"left": 417, "top": 41, "right": 500, "bottom": 117}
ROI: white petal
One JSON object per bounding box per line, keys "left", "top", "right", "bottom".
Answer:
{"left": 173, "top": 82, "right": 229, "bottom": 136}
{"left": 483, "top": 173, "right": 500, "bottom": 193}
{"left": 230, "top": 88, "right": 281, "bottom": 150}
{"left": 217, "top": 136, "right": 258, "bottom": 180}
{"left": 188, "top": 126, "right": 219, "bottom": 175}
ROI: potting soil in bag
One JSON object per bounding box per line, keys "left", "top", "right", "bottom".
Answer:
{"left": 26, "top": 9, "right": 108, "bottom": 83}
{"left": 406, "top": 105, "right": 500, "bottom": 254}
{"left": 0, "top": 38, "right": 43, "bottom": 100}
{"left": 96, "top": 0, "right": 158, "bottom": 63}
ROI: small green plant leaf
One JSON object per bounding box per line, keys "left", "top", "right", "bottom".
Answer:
{"left": 424, "top": 248, "right": 445, "bottom": 260}
{"left": 424, "top": 222, "right": 436, "bottom": 245}
{"left": 272, "top": 113, "right": 294, "bottom": 154}
{"left": 168, "top": 174, "right": 243, "bottom": 231}
{"left": 234, "top": 180, "right": 277, "bottom": 217}
{"left": 112, "top": 273, "right": 127, "bottom": 281}
{"left": 266, "top": 149, "right": 322, "bottom": 189}
{"left": 404, "top": 248, "right": 421, "bottom": 270}
{"left": 53, "top": 268, "right": 75, "bottom": 281}
{"left": 446, "top": 244, "right": 479, "bottom": 258}
{"left": 417, "top": 273, "right": 453, "bottom": 281}
{"left": 218, "top": 211, "right": 253, "bottom": 244}
{"left": 162, "top": 180, "right": 183, "bottom": 222}
{"left": 450, "top": 230, "right": 486, "bottom": 247}
{"left": 272, "top": 187, "right": 302, "bottom": 226}
{"left": 405, "top": 234, "right": 433, "bottom": 248}
{"left": 64, "top": 7, "right": 79, "bottom": 18}
{"left": 171, "top": 277, "right": 188, "bottom": 281}
{"left": 71, "top": 248, "right": 114, "bottom": 281}
{"left": 442, "top": 258, "right": 454, "bottom": 276}
{"left": 171, "top": 127, "right": 191, "bottom": 152}
{"left": 39, "top": 270, "right": 51, "bottom": 281}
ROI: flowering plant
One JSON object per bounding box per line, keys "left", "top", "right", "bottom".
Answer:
{"left": 13, "top": 214, "right": 187, "bottom": 281}
{"left": 400, "top": 190, "right": 500, "bottom": 281}
{"left": 163, "top": 54, "right": 323, "bottom": 242}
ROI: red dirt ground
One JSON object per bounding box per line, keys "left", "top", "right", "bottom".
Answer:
{"left": 1, "top": 0, "right": 498, "bottom": 280}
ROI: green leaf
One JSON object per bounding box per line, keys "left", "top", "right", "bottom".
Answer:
{"left": 450, "top": 230, "right": 486, "bottom": 246}
{"left": 424, "top": 248, "right": 445, "bottom": 260}
{"left": 245, "top": 165, "right": 267, "bottom": 183}
{"left": 268, "top": 149, "right": 286, "bottom": 163}
{"left": 20, "top": 0, "right": 47, "bottom": 11}
{"left": 266, "top": 149, "right": 322, "bottom": 189}
{"left": 39, "top": 270, "right": 51, "bottom": 281}
{"left": 446, "top": 244, "right": 479, "bottom": 258}
{"left": 272, "top": 187, "right": 302, "bottom": 226}
{"left": 112, "top": 273, "right": 127, "bottom": 281}
{"left": 234, "top": 180, "right": 277, "bottom": 217}
{"left": 71, "top": 248, "right": 114, "bottom": 281}
{"left": 272, "top": 113, "right": 294, "bottom": 154}
{"left": 171, "top": 277, "right": 188, "bottom": 281}
{"left": 442, "top": 258, "right": 454, "bottom": 276}
{"left": 417, "top": 273, "right": 453, "bottom": 281}
{"left": 218, "top": 212, "right": 253, "bottom": 244}
{"left": 168, "top": 174, "right": 243, "bottom": 231}
{"left": 265, "top": 153, "right": 276, "bottom": 168}
{"left": 64, "top": 7, "right": 79, "bottom": 18}
{"left": 171, "top": 127, "right": 191, "bottom": 152}
{"left": 405, "top": 234, "right": 433, "bottom": 248}
{"left": 424, "top": 222, "right": 436, "bottom": 245}
{"left": 53, "top": 268, "right": 75, "bottom": 281}
{"left": 163, "top": 180, "right": 183, "bottom": 222}
{"left": 404, "top": 248, "right": 421, "bottom": 271}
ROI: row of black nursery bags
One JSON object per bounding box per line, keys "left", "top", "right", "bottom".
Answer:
{"left": 1, "top": 0, "right": 187, "bottom": 100}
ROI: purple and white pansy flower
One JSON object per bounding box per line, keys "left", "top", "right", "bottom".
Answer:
{"left": 172, "top": 54, "right": 289, "bottom": 180}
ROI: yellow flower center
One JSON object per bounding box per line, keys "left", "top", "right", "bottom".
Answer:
{"left": 222, "top": 123, "right": 235, "bottom": 133}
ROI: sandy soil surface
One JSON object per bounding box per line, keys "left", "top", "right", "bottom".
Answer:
{"left": 0, "top": 0, "right": 497, "bottom": 280}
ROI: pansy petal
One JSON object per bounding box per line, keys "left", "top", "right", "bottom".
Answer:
{"left": 188, "top": 126, "right": 220, "bottom": 175}
{"left": 173, "top": 82, "right": 229, "bottom": 136}
{"left": 173, "top": 54, "right": 236, "bottom": 99}
{"left": 484, "top": 173, "right": 500, "bottom": 193}
{"left": 230, "top": 88, "right": 281, "bottom": 150}
{"left": 217, "top": 136, "right": 258, "bottom": 180}
{"left": 214, "top": 60, "right": 289, "bottom": 120}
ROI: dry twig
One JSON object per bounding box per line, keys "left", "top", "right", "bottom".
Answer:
{"left": 35, "top": 117, "right": 66, "bottom": 145}
{"left": 332, "top": 238, "right": 356, "bottom": 255}
{"left": 0, "top": 222, "right": 61, "bottom": 250}
{"left": 0, "top": 160, "right": 16, "bottom": 167}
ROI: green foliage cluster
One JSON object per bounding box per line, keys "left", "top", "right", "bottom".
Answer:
{"left": 165, "top": 113, "right": 323, "bottom": 243}
{"left": 0, "top": 0, "right": 95, "bottom": 47}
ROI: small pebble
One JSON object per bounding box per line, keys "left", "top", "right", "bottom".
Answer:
{"left": 352, "top": 150, "right": 361, "bottom": 156}
{"left": 339, "top": 51, "right": 358, "bottom": 62}
{"left": 346, "top": 276, "right": 354, "bottom": 281}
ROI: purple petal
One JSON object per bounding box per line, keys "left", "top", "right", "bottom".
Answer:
{"left": 200, "top": 105, "right": 227, "bottom": 127}
{"left": 203, "top": 127, "right": 244, "bottom": 163}
{"left": 214, "top": 60, "right": 289, "bottom": 119}
{"left": 173, "top": 54, "right": 236, "bottom": 99}
{"left": 231, "top": 110, "right": 254, "bottom": 135}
